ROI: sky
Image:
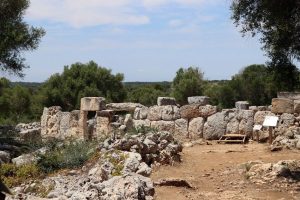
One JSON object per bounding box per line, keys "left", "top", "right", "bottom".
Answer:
{"left": 6, "top": 0, "right": 268, "bottom": 82}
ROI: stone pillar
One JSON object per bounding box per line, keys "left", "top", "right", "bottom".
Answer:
{"left": 79, "top": 110, "right": 88, "bottom": 140}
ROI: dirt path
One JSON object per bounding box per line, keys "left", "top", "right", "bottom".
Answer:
{"left": 151, "top": 142, "right": 300, "bottom": 200}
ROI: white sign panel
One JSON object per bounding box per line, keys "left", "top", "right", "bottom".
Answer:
{"left": 263, "top": 116, "right": 279, "bottom": 127}
{"left": 253, "top": 124, "right": 262, "bottom": 131}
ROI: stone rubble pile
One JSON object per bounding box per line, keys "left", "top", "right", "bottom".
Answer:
{"left": 242, "top": 160, "right": 300, "bottom": 187}
{"left": 101, "top": 131, "right": 183, "bottom": 166}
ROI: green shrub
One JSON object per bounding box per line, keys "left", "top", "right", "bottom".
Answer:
{"left": 0, "top": 163, "right": 42, "bottom": 187}
{"left": 37, "top": 140, "right": 97, "bottom": 173}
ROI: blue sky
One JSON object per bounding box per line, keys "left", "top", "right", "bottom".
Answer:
{"left": 7, "top": 0, "right": 267, "bottom": 82}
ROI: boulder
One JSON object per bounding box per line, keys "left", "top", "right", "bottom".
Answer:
{"left": 12, "top": 153, "right": 38, "bottom": 167}
{"left": 188, "top": 117, "right": 204, "bottom": 138}
{"left": 226, "top": 118, "right": 239, "bottom": 134}
{"left": 95, "top": 173, "right": 154, "bottom": 200}
{"left": 179, "top": 104, "right": 201, "bottom": 120}
{"left": 133, "top": 106, "right": 149, "bottom": 120}
{"left": 174, "top": 119, "right": 188, "bottom": 138}
{"left": 157, "top": 97, "right": 177, "bottom": 106}
{"left": 198, "top": 105, "right": 217, "bottom": 118}
{"left": 106, "top": 103, "right": 144, "bottom": 112}
{"left": 254, "top": 111, "right": 274, "bottom": 125}
{"left": 271, "top": 98, "right": 294, "bottom": 114}
{"left": 151, "top": 121, "right": 175, "bottom": 133}
{"left": 278, "top": 113, "right": 295, "bottom": 127}
{"left": 0, "top": 151, "right": 10, "bottom": 163}
{"left": 187, "top": 96, "right": 210, "bottom": 105}
{"left": 235, "top": 101, "right": 249, "bottom": 110}
{"left": 147, "top": 106, "right": 163, "bottom": 121}
{"left": 136, "top": 162, "right": 152, "bottom": 177}
{"left": 123, "top": 152, "right": 142, "bottom": 173}
{"left": 161, "top": 105, "right": 180, "bottom": 121}
{"left": 19, "top": 128, "right": 41, "bottom": 142}
{"left": 203, "top": 112, "right": 228, "bottom": 140}
{"left": 238, "top": 110, "right": 254, "bottom": 136}
{"left": 80, "top": 97, "right": 106, "bottom": 111}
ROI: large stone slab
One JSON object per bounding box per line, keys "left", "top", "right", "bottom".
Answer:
{"left": 188, "top": 117, "right": 204, "bottom": 138}
{"left": 188, "top": 96, "right": 210, "bottom": 105}
{"left": 271, "top": 98, "right": 294, "bottom": 114}
{"left": 106, "top": 103, "right": 144, "bottom": 112}
{"left": 179, "top": 104, "right": 201, "bottom": 119}
{"left": 161, "top": 105, "right": 180, "bottom": 121}
{"left": 203, "top": 112, "right": 229, "bottom": 140}
{"left": 148, "top": 106, "right": 163, "bottom": 121}
{"left": 133, "top": 119, "right": 151, "bottom": 129}
{"left": 174, "top": 118, "right": 188, "bottom": 138}
{"left": 157, "top": 97, "right": 177, "bottom": 106}
{"left": 133, "top": 106, "right": 149, "bottom": 120}
{"left": 199, "top": 105, "right": 217, "bottom": 118}
{"left": 80, "top": 97, "right": 106, "bottom": 111}
{"left": 238, "top": 110, "right": 254, "bottom": 136}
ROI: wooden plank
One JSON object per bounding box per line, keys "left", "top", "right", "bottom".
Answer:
{"left": 218, "top": 140, "right": 244, "bottom": 143}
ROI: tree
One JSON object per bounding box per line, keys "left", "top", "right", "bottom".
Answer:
{"left": 231, "top": 0, "right": 300, "bottom": 91}
{"left": 42, "top": 61, "right": 127, "bottom": 111}
{"left": 0, "top": 0, "right": 45, "bottom": 76}
{"left": 172, "top": 67, "right": 204, "bottom": 105}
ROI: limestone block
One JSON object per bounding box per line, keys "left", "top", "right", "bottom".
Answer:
{"left": 133, "top": 119, "right": 151, "bottom": 129}
{"left": 188, "top": 96, "right": 210, "bottom": 105}
{"left": 96, "top": 116, "right": 111, "bottom": 138}
{"left": 157, "top": 97, "right": 176, "bottom": 106}
{"left": 294, "top": 100, "right": 300, "bottom": 113}
{"left": 80, "top": 97, "right": 106, "bottom": 111}
{"left": 278, "top": 113, "right": 295, "bottom": 127}
{"left": 174, "top": 118, "right": 188, "bottom": 137}
{"left": 41, "top": 107, "right": 49, "bottom": 136}
{"left": 151, "top": 121, "right": 175, "bottom": 133}
{"left": 106, "top": 103, "right": 143, "bottom": 112}
{"left": 161, "top": 105, "right": 180, "bottom": 121}
{"left": 226, "top": 118, "right": 239, "bottom": 134}
{"left": 203, "top": 112, "right": 228, "bottom": 140}
{"left": 133, "top": 106, "right": 149, "bottom": 120}
{"left": 235, "top": 101, "right": 249, "bottom": 110}
{"left": 179, "top": 104, "right": 201, "bottom": 119}
{"left": 148, "top": 106, "right": 163, "bottom": 121}
{"left": 254, "top": 111, "right": 274, "bottom": 125}
{"left": 199, "top": 105, "right": 217, "bottom": 118}
{"left": 188, "top": 117, "right": 204, "bottom": 138}
{"left": 59, "top": 112, "right": 71, "bottom": 136}
{"left": 124, "top": 114, "right": 134, "bottom": 130}
{"left": 249, "top": 106, "right": 258, "bottom": 112}
{"left": 79, "top": 111, "right": 88, "bottom": 139}
{"left": 271, "top": 98, "right": 294, "bottom": 114}
{"left": 238, "top": 110, "right": 254, "bottom": 136}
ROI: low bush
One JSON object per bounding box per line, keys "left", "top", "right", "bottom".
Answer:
{"left": 37, "top": 140, "right": 97, "bottom": 173}
{"left": 0, "top": 163, "right": 42, "bottom": 187}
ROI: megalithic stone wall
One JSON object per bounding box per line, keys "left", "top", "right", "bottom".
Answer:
{"left": 40, "top": 96, "right": 300, "bottom": 141}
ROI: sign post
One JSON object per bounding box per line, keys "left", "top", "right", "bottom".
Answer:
{"left": 262, "top": 116, "right": 279, "bottom": 144}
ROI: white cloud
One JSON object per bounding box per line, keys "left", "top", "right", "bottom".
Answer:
{"left": 168, "top": 19, "right": 183, "bottom": 27}
{"left": 26, "top": 0, "right": 223, "bottom": 28}
{"left": 27, "top": 0, "right": 150, "bottom": 28}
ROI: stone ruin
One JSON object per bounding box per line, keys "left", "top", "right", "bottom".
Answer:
{"left": 40, "top": 94, "right": 300, "bottom": 143}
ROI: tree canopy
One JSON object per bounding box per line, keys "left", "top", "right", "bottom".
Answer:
{"left": 172, "top": 67, "right": 204, "bottom": 105}
{"left": 42, "top": 61, "right": 127, "bottom": 111}
{"left": 231, "top": 0, "right": 300, "bottom": 62}
{"left": 0, "top": 0, "right": 45, "bottom": 76}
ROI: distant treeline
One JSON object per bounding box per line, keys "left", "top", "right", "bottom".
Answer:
{"left": 1, "top": 61, "right": 299, "bottom": 125}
